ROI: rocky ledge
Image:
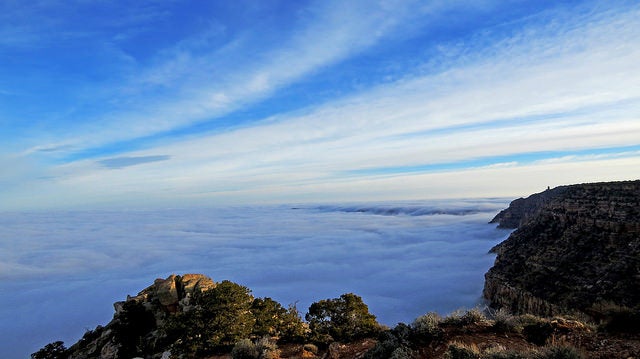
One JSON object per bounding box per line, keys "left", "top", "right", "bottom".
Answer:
{"left": 484, "top": 180, "right": 640, "bottom": 317}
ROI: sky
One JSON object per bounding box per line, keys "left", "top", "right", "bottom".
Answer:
{"left": 1, "top": 0, "right": 639, "bottom": 210}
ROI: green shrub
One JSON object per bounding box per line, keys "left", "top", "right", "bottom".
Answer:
{"left": 411, "top": 312, "right": 442, "bottom": 341}
{"left": 163, "top": 280, "right": 256, "bottom": 356}
{"left": 391, "top": 323, "right": 412, "bottom": 346}
{"left": 232, "top": 339, "right": 259, "bottom": 359}
{"left": 364, "top": 330, "right": 402, "bottom": 359}
{"left": 461, "top": 308, "right": 487, "bottom": 325}
{"left": 390, "top": 346, "right": 414, "bottom": 359}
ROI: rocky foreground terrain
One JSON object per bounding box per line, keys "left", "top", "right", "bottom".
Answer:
{"left": 33, "top": 181, "right": 640, "bottom": 359}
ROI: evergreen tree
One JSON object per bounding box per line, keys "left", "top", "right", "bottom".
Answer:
{"left": 306, "top": 293, "right": 381, "bottom": 343}
{"left": 164, "top": 280, "right": 255, "bottom": 356}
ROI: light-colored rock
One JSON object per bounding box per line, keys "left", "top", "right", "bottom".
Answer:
{"left": 182, "top": 273, "right": 216, "bottom": 293}
{"left": 155, "top": 275, "right": 180, "bottom": 307}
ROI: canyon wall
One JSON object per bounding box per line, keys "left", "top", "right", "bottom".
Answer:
{"left": 484, "top": 180, "right": 640, "bottom": 316}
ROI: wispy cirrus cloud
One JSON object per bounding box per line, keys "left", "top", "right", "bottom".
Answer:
{"left": 24, "top": 0, "right": 442, "bottom": 153}
{"left": 1, "top": 1, "right": 639, "bottom": 210}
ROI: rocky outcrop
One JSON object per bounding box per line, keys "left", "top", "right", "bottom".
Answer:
{"left": 484, "top": 180, "right": 640, "bottom": 316}
{"left": 68, "top": 274, "right": 216, "bottom": 359}
{"left": 117, "top": 273, "right": 216, "bottom": 315}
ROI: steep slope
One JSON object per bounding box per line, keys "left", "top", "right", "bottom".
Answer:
{"left": 484, "top": 180, "right": 640, "bottom": 316}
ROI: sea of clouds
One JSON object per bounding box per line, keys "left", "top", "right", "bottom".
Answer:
{"left": 0, "top": 199, "right": 512, "bottom": 359}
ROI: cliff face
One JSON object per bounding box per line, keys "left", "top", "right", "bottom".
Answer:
{"left": 484, "top": 180, "right": 640, "bottom": 317}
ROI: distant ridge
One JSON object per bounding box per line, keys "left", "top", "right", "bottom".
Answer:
{"left": 312, "top": 205, "right": 487, "bottom": 217}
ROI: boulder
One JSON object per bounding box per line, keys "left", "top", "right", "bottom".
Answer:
{"left": 181, "top": 273, "right": 216, "bottom": 294}
{"left": 154, "top": 275, "right": 180, "bottom": 308}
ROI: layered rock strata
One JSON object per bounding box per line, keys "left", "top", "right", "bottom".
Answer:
{"left": 484, "top": 180, "right": 640, "bottom": 316}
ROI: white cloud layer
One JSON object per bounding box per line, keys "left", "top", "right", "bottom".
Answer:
{"left": 0, "top": 201, "right": 510, "bottom": 359}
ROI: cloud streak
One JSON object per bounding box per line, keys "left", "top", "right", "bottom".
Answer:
{"left": 98, "top": 155, "right": 170, "bottom": 169}
{"left": 18, "top": 0, "right": 439, "bottom": 152}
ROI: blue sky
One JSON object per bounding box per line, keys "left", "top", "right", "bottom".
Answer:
{"left": 1, "top": 0, "right": 639, "bottom": 210}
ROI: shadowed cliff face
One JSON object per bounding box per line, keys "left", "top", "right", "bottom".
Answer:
{"left": 484, "top": 180, "right": 640, "bottom": 316}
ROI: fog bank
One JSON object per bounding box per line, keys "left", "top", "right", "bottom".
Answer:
{"left": 0, "top": 199, "right": 511, "bottom": 359}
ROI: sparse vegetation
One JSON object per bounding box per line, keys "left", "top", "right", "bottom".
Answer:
{"left": 231, "top": 337, "right": 280, "bottom": 359}
{"left": 537, "top": 344, "right": 584, "bottom": 359}
{"left": 443, "top": 308, "right": 488, "bottom": 326}
{"left": 461, "top": 308, "right": 488, "bottom": 325}
{"left": 33, "top": 276, "right": 640, "bottom": 359}
{"left": 490, "top": 308, "right": 520, "bottom": 334}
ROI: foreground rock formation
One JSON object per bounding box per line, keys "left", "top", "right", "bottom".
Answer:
{"left": 67, "top": 274, "right": 217, "bottom": 359}
{"left": 484, "top": 180, "right": 640, "bottom": 317}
